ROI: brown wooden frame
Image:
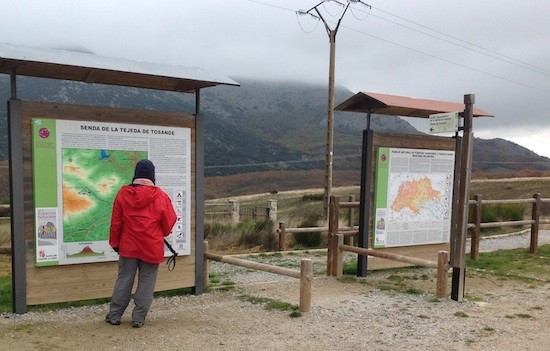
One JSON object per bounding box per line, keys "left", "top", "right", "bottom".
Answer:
{"left": 17, "top": 100, "right": 197, "bottom": 305}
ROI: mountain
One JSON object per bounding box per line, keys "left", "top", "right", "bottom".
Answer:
{"left": 0, "top": 75, "right": 549, "bottom": 180}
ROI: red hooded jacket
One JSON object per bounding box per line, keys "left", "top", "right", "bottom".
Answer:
{"left": 109, "top": 184, "right": 177, "bottom": 264}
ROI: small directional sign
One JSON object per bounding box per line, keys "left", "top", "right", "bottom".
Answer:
{"left": 429, "top": 112, "right": 459, "bottom": 134}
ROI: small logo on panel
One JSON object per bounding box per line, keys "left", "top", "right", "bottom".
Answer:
{"left": 38, "top": 128, "right": 50, "bottom": 139}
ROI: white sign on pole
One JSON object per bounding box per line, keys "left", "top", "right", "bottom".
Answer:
{"left": 429, "top": 112, "right": 459, "bottom": 134}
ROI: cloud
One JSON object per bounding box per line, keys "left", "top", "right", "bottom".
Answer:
{"left": 1, "top": 0, "right": 549, "bottom": 155}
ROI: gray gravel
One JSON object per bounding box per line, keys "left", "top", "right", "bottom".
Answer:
{"left": 210, "top": 230, "right": 550, "bottom": 285}
{"left": 467, "top": 229, "right": 550, "bottom": 252}
{"left": 0, "top": 231, "right": 548, "bottom": 351}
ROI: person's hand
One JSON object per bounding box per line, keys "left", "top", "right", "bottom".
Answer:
{"left": 113, "top": 247, "right": 119, "bottom": 253}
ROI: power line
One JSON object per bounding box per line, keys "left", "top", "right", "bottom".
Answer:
{"left": 244, "top": 0, "right": 294, "bottom": 12}
{"left": 369, "top": 5, "right": 550, "bottom": 76}
{"left": 245, "top": 0, "right": 550, "bottom": 94}
{"left": 340, "top": 24, "right": 550, "bottom": 94}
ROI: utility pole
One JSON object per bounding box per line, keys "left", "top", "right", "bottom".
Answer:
{"left": 301, "top": 0, "right": 370, "bottom": 218}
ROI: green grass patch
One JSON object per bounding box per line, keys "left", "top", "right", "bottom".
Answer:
{"left": 426, "top": 297, "right": 441, "bottom": 303}
{"left": 209, "top": 275, "right": 221, "bottom": 284}
{"left": 515, "top": 313, "right": 533, "bottom": 319}
{"left": 404, "top": 287, "right": 424, "bottom": 295}
{"left": 466, "top": 244, "right": 550, "bottom": 281}
{"left": 343, "top": 262, "right": 357, "bottom": 275}
{"left": 454, "top": 311, "right": 469, "bottom": 318}
{"left": 8, "top": 323, "right": 37, "bottom": 332}
{"left": 0, "top": 275, "right": 12, "bottom": 313}
{"left": 238, "top": 294, "right": 301, "bottom": 317}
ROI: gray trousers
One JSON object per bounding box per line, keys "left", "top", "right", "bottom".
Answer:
{"left": 108, "top": 256, "right": 159, "bottom": 323}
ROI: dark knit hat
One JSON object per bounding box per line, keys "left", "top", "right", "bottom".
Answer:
{"left": 133, "top": 159, "right": 155, "bottom": 184}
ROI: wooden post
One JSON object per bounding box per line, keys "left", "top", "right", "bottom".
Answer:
{"left": 327, "top": 196, "right": 340, "bottom": 276}
{"left": 336, "top": 234, "right": 344, "bottom": 277}
{"left": 278, "top": 222, "right": 286, "bottom": 252}
{"left": 436, "top": 251, "right": 449, "bottom": 298}
{"left": 358, "top": 129, "right": 374, "bottom": 277}
{"left": 451, "top": 94, "right": 475, "bottom": 302}
{"left": 203, "top": 241, "right": 210, "bottom": 287}
{"left": 346, "top": 195, "right": 355, "bottom": 245}
{"left": 229, "top": 200, "right": 240, "bottom": 223}
{"left": 340, "top": 244, "right": 438, "bottom": 268}
{"left": 299, "top": 258, "right": 313, "bottom": 313}
{"left": 530, "top": 193, "right": 541, "bottom": 254}
{"left": 471, "top": 194, "right": 482, "bottom": 261}
{"left": 267, "top": 200, "right": 277, "bottom": 222}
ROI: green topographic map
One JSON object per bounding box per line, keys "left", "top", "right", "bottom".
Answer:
{"left": 62, "top": 148, "right": 147, "bottom": 243}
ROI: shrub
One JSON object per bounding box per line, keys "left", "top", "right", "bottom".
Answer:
{"left": 300, "top": 193, "right": 324, "bottom": 202}
{"left": 204, "top": 222, "right": 236, "bottom": 251}
{"left": 343, "top": 207, "right": 360, "bottom": 227}
{"left": 238, "top": 219, "right": 275, "bottom": 250}
{"left": 204, "top": 222, "right": 233, "bottom": 239}
{"left": 481, "top": 204, "right": 525, "bottom": 223}
{"left": 469, "top": 203, "right": 525, "bottom": 232}
{"left": 0, "top": 206, "right": 9, "bottom": 218}
{"left": 292, "top": 214, "right": 324, "bottom": 248}
{"left": 541, "top": 201, "right": 550, "bottom": 217}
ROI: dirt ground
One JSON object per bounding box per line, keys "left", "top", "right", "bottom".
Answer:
{"left": 0, "top": 260, "right": 547, "bottom": 351}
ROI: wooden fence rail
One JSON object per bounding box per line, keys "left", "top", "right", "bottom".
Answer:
{"left": 277, "top": 195, "right": 358, "bottom": 252}
{"left": 468, "top": 193, "right": 549, "bottom": 260}
{"left": 203, "top": 241, "right": 313, "bottom": 312}
{"left": 0, "top": 204, "right": 9, "bottom": 221}
{"left": 334, "top": 234, "right": 450, "bottom": 298}
{"left": 204, "top": 200, "right": 278, "bottom": 223}
{"left": 278, "top": 193, "right": 548, "bottom": 264}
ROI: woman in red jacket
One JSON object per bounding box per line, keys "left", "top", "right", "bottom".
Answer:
{"left": 105, "top": 159, "right": 177, "bottom": 328}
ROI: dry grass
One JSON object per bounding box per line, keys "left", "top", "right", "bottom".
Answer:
{"left": 0, "top": 161, "right": 9, "bottom": 204}
{"left": 0, "top": 170, "right": 549, "bottom": 251}
{"left": 0, "top": 221, "right": 9, "bottom": 247}
{"left": 204, "top": 169, "right": 360, "bottom": 199}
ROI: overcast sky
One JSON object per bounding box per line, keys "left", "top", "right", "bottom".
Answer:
{"left": 1, "top": 0, "right": 549, "bottom": 157}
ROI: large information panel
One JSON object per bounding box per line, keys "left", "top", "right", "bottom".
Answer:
{"left": 373, "top": 147, "right": 455, "bottom": 248}
{"left": 32, "top": 118, "right": 191, "bottom": 266}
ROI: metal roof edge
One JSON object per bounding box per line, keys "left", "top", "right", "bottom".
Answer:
{"left": 0, "top": 42, "right": 239, "bottom": 90}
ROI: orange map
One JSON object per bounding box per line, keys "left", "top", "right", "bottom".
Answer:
{"left": 391, "top": 176, "right": 441, "bottom": 214}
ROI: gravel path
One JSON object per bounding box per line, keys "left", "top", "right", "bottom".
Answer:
{"left": 467, "top": 229, "right": 550, "bottom": 252}
{"left": 211, "top": 230, "right": 550, "bottom": 285}
{"left": 0, "top": 231, "right": 548, "bottom": 351}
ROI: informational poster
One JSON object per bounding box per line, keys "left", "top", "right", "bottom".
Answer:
{"left": 32, "top": 118, "right": 191, "bottom": 266}
{"left": 373, "top": 147, "right": 454, "bottom": 248}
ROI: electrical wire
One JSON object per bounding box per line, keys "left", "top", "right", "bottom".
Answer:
{"left": 244, "top": 0, "right": 550, "bottom": 94}
{"left": 341, "top": 23, "right": 550, "bottom": 94}
{"left": 351, "top": 6, "right": 550, "bottom": 77}
{"left": 322, "top": 1, "right": 345, "bottom": 17}
{"left": 296, "top": 11, "right": 320, "bottom": 33}
{"left": 349, "top": 3, "right": 371, "bottom": 21}
{"left": 244, "top": 0, "right": 294, "bottom": 12}
{"left": 370, "top": 5, "right": 550, "bottom": 76}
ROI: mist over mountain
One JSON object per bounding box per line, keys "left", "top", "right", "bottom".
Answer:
{"left": 0, "top": 75, "right": 549, "bottom": 178}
